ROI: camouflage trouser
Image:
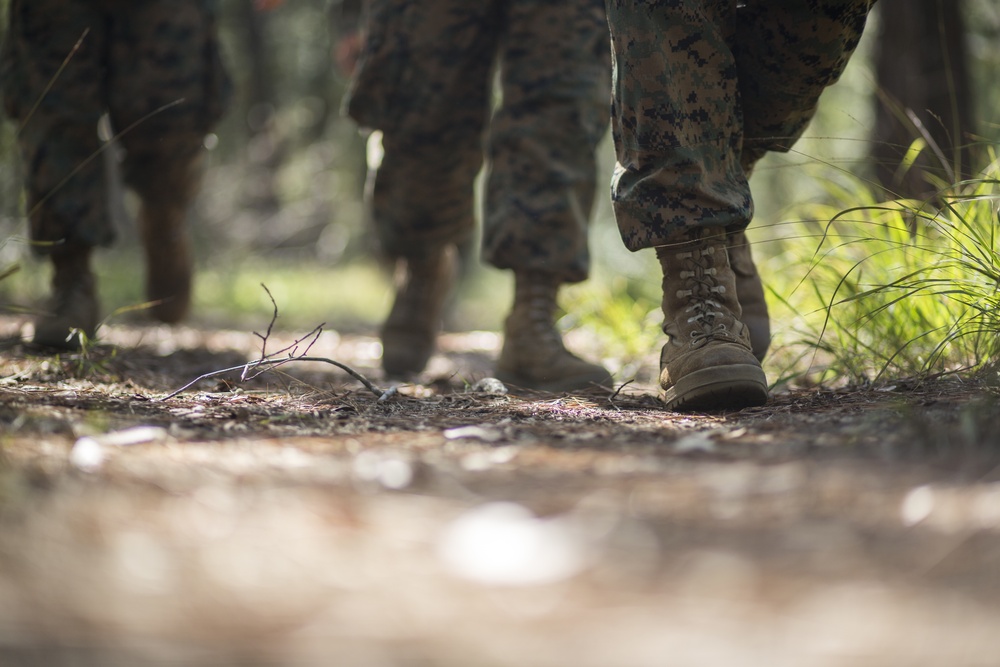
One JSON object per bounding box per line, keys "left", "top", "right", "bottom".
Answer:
{"left": 345, "top": 0, "right": 611, "bottom": 283}
{"left": 606, "top": 0, "right": 874, "bottom": 250}
{"left": 0, "top": 0, "right": 231, "bottom": 253}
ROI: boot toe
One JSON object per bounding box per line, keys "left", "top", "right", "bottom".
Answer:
{"left": 659, "top": 362, "right": 768, "bottom": 411}
{"left": 495, "top": 348, "right": 613, "bottom": 393}
{"left": 495, "top": 364, "right": 612, "bottom": 393}
{"left": 33, "top": 308, "right": 99, "bottom": 350}
{"left": 381, "top": 328, "right": 436, "bottom": 378}
{"left": 33, "top": 284, "right": 100, "bottom": 350}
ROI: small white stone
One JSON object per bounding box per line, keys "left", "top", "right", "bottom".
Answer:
{"left": 471, "top": 377, "right": 508, "bottom": 395}
{"left": 444, "top": 425, "right": 504, "bottom": 442}
{"left": 901, "top": 485, "right": 934, "bottom": 526}
{"left": 438, "top": 502, "right": 586, "bottom": 586}
{"left": 673, "top": 432, "right": 716, "bottom": 454}
{"left": 70, "top": 437, "right": 105, "bottom": 472}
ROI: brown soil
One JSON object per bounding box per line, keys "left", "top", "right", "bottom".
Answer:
{"left": 2, "top": 316, "right": 1000, "bottom": 666}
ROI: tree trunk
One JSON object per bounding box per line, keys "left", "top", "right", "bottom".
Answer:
{"left": 872, "top": 0, "right": 975, "bottom": 199}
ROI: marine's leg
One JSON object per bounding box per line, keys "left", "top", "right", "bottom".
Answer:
{"left": 108, "top": 0, "right": 232, "bottom": 323}
{"left": 345, "top": 0, "right": 501, "bottom": 378}
{"left": 606, "top": 0, "right": 766, "bottom": 409}
{"left": 2, "top": 0, "right": 110, "bottom": 347}
{"left": 487, "top": 0, "right": 613, "bottom": 391}
{"left": 735, "top": 0, "right": 874, "bottom": 169}
{"left": 727, "top": 0, "right": 874, "bottom": 361}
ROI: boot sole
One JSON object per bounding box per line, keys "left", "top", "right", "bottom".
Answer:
{"left": 660, "top": 364, "right": 768, "bottom": 411}
{"left": 33, "top": 327, "right": 89, "bottom": 350}
{"left": 494, "top": 368, "right": 613, "bottom": 393}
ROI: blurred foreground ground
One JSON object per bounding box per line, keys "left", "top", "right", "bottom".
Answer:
{"left": 2, "top": 316, "right": 1000, "bottom": 666}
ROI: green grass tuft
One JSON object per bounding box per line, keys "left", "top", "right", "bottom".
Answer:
{"left": 768, "top": 156, "right": 1000, "bottom": 386}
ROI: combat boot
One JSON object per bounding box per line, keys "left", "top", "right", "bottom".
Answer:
{"left": 380, "top": 246, "right": 457, "bottom": 378}
{"left": 495, "top": 272, "right": 612, "bottom": 392}
{"left": 140, "top": 203, "right": 193, "bottom": 324}
{"left": 658, "top": 230, "right": 768, "bottom": 411}
{"left": 728, "top": 230, "right": 771, "bottom": 361}
{"left": 33, "top": 247, "right": 100, "bottom": 350}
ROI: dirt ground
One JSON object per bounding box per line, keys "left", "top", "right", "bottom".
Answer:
{"left": 2, "top": 315, "right": 1000, "bottom": 667}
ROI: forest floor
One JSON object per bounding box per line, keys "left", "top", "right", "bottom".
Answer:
{"left": 2, "top": 315, "right": 1000, "bottom": 666}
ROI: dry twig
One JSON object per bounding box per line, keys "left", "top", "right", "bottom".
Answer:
{"left": 159, "top": 284, "right": 391, "bottom": 401}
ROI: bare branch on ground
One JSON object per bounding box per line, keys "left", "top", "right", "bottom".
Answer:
{"left": 159, "top": 284, "right": 391, "bottom": 401}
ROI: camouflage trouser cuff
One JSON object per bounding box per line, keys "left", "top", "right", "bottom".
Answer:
{"left": 485, "top": 255, "right": 588, "bottom": 285}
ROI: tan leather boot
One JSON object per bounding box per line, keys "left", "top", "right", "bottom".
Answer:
{"left": 658, "top": 230, "right": 768, "bottom": 411}
{"left": 140, "top": 203, "right": 193, "bottom": 324}
{"left": 495, "top": 272, "right": 612, "bottom": 392}
{"left": 33, "top": 247, "right": 100, "bottom": 350}
{"left": 380, "top": 246, "right": 457, "bottom": 378}
{"left": 727, "top": 230, "right": 770, "bottom": 361}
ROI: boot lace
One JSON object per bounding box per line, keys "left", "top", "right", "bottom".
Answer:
{"left": 519, "top": 284, "right": 565, "bottom": 350}
{"left": 675, "top": 245, "right": 729, "bottom": 347}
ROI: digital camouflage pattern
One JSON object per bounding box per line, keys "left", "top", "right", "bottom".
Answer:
{"left": 1, "top": 0, "right": 231, "bottom": 253}
{"left": 606, "top": 0, "right": 875, "bottom": 250}
{"left": 345, "top": 0, "right": 611, "bottom": 283}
